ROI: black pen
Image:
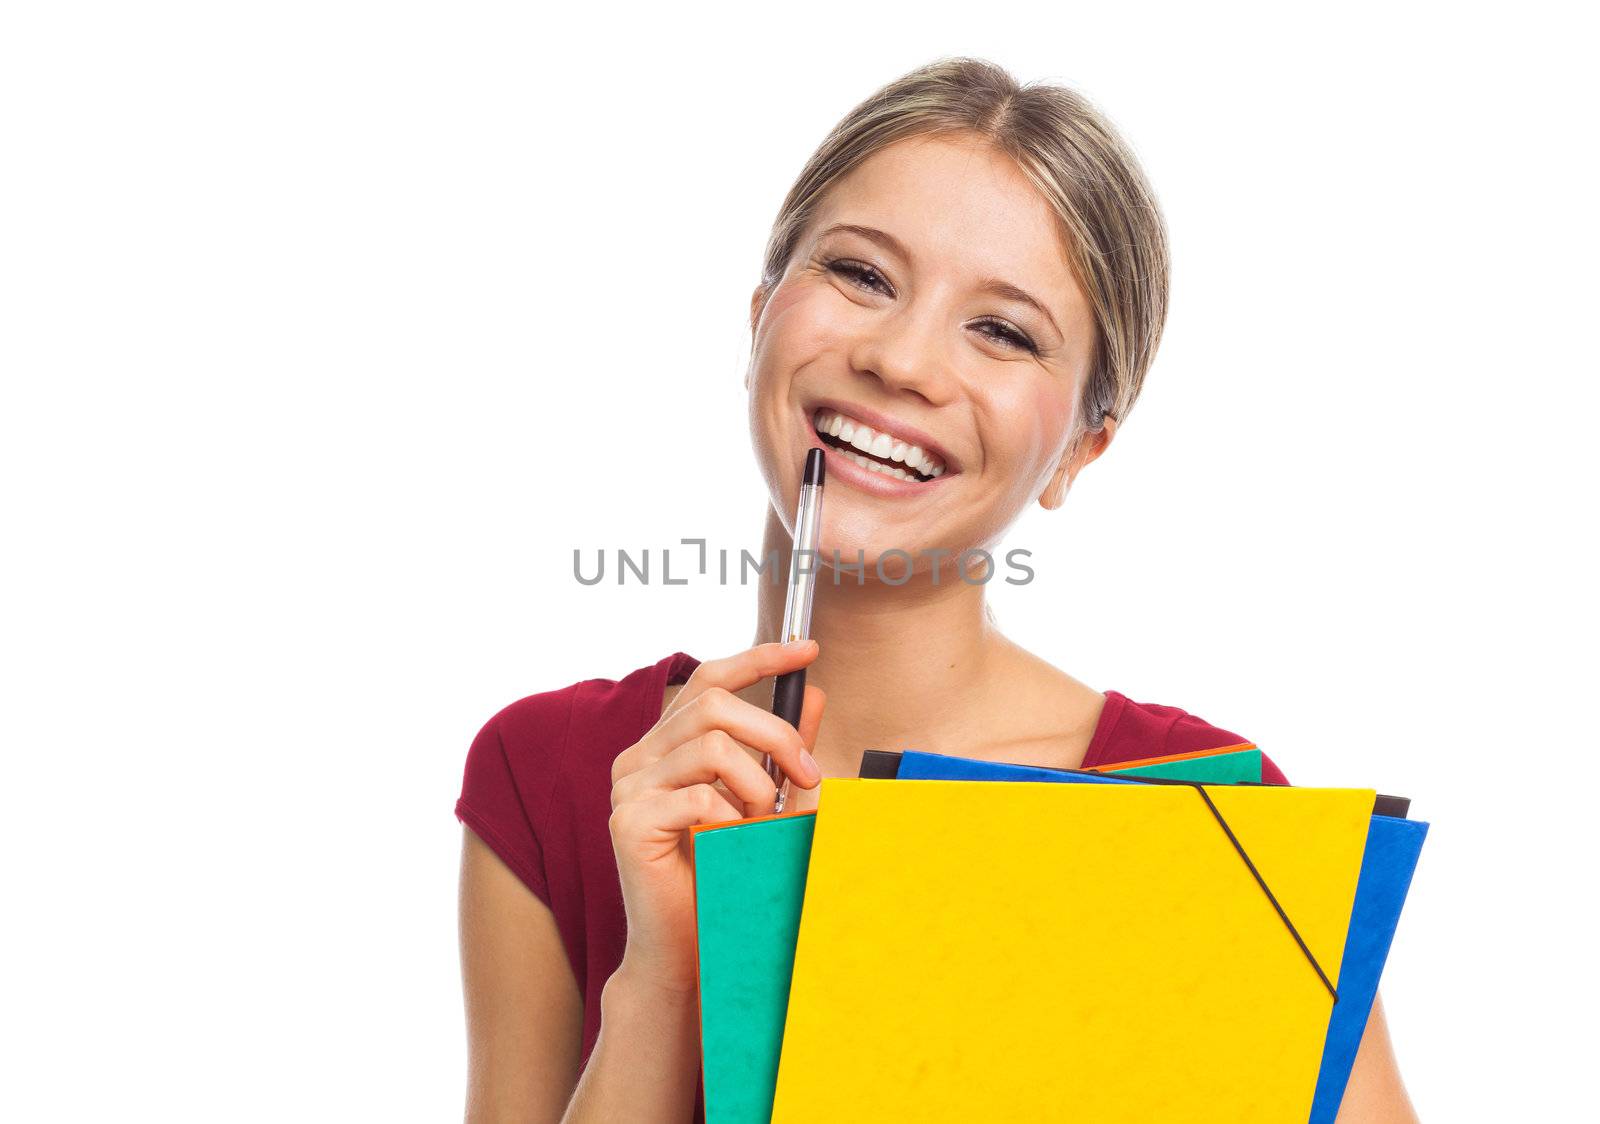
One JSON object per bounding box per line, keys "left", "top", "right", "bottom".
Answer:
{"left": 768, "top": 447, "right": 825, "bottom": 812}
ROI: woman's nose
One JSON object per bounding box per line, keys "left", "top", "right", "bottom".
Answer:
{"left": 846, "top": 305, "right": 959, "bottom": 404}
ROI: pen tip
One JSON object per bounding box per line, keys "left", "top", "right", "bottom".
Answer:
{"left": 803, "top": 447, "right": 825, "bottom": 486}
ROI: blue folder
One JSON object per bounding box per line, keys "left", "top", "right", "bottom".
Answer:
{"left": 1308, "top": 813, "right": 1429, "bottom": 1122}
{"left": 889, "top": 749, "right": 1428, "bottom": 1124}
{"left": 898, "top": 750, "right": 1138, "bottom": 785}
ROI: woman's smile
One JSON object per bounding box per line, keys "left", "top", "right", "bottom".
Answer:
{"left": 804, "top": 399, "right": 959, "bottom": 499}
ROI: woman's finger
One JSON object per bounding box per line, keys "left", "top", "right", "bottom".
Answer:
{"left": 613, "top": 729, "right": 780, "bottom": 817}
{"left": 614, "top": 643, "right": 825, "bottom": 794}
{"left": 796, "top": 684, "right": 826, "bottom": 756}
{"left": 609, "top": 782, "right": 745, "bottom": 854}
{"left": 612, "top": 641, "right": 821, "bottom": 787}
{"left": 662, "top": 640, "right": 819, "bottom": 722}
{"left": 630, "top": 682, "right": 820, "bottom": 786}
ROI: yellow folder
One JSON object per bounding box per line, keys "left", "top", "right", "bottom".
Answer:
{"left": 771, "top": 778, "right": 1374, "bottom": 1123}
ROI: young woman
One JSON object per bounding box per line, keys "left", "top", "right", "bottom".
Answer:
{"left": 456, "top": 57, "right": 1419, "bottom": 1123}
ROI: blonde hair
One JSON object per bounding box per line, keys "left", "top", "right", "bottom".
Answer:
{"left": 759, "top": 56, "right": 1170, "bottom": 436}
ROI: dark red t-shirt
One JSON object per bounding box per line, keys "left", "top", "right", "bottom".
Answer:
{"left": 455, "top": 651, "right": 1288, "bottom": 1117}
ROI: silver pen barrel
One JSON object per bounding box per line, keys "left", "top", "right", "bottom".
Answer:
{"left": 767, "top": 448, "right": 826, "bottom": 809}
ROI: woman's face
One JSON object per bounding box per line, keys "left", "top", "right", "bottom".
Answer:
{"left": 746, "top": 131, "right": 1109, "bottom": 576}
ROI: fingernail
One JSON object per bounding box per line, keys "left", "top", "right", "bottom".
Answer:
{"left": 801, "top": 750, "right": 821, "bottom": 784}
{"left": 782, "top": 639, "right": 813, "bottom": 651}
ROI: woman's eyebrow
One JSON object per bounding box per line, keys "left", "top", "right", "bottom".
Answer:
{"left": 818, "top": 222, "right": 911, "bottom": 259}
{"left": 976, "top": 276, "right": 1062, "bottom": 338}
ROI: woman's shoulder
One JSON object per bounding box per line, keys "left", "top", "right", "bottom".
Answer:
{"left": 454, "top": 651, "right": 699, "bottom": 898}
{"left": 473, "top": 650, "right": 698, "bottom": 762}
{"left": 1088, "top": 689, "right": 1289, "bottom": 784}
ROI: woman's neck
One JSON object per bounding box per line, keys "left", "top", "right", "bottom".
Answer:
{"left": 751, "top": 505, "right": 1024, "bottom": 777}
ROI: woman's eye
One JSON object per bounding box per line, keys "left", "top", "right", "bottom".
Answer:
{"left": 826, "top": 259, "right": 892, "bottom": 295}
{"left": 973, "top": 317, "right": 1040, "bottom": 355}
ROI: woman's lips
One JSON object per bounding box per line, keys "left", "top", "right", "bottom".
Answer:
{"left": 807, "top": 427, "right": 956, "bottom": 499}
{"left": 793, "top": 402, "right": 962, "bottom": 498}
{"left": 814, "top": 439, "right": 949, "bottom": 496}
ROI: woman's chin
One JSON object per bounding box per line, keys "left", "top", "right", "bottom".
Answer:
{"left": 807, "top": 538, "right": 947, "bottom": 586}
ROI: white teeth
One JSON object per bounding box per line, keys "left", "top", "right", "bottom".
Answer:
{"left": 811, "top": 407, "right": 949, "bottom": 480}
{"left": 845, "top": 449, "right": 917, "bottom": 481}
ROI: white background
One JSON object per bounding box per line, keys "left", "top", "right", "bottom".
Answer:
{"left": 3, "top": 2, "right": 1594, "bottom": 1119}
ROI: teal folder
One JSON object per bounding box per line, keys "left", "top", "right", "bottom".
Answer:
{"left": 896, "top": 748, "right": 1263, "bottom": 785}
{"left": 1110, "top": 747, "right": 1263, "bottom": 782}
{"left": 691, "top": 813, "right": 815, "bottom": 1124}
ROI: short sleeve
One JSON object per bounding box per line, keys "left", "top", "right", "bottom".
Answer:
{"left": 455, "top": 707, "right": 551, "bottom": 907}
{"left": 1259, "top": 751, "right": 1290, "bottom": 786}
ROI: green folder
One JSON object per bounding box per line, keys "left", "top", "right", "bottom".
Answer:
{"left": 691, "top": 813, "right": 816, "bottom": 1124}
{"left": 1095, "top": 747, "right": 1261, "bottom": 783}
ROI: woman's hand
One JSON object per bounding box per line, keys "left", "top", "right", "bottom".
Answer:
{"left": 607, "top": 639, "right": 826, "bottom": 993}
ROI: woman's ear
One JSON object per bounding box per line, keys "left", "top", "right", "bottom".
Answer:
{"left": 749, "top": 282, "right": 769, "bottom": 337}
{"left": 1039, "top": 416, "right": 1117, "bottom": 510}
{"left": 745, "top": 283, "right": 770, "bottom": 391}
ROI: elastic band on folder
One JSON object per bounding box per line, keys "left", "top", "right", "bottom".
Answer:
{"left": 1187, "top": 782, "right": 1340, "bottom": 1003}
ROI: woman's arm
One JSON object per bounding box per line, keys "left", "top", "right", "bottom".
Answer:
{"left": 459, "top": 828, "right": 704, "bottom": 1123}
{"left": 559, "top": 962, "right": 701, "bottom": 1121}
{"left": 1334, "top": 992, "right": 1420, "bottom": 1123}
{"left": 459, "top": 828, "right": 581, "bottom": 1122}
{"left": 459, "top": 640, "right": 825, "bottom": 1123}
